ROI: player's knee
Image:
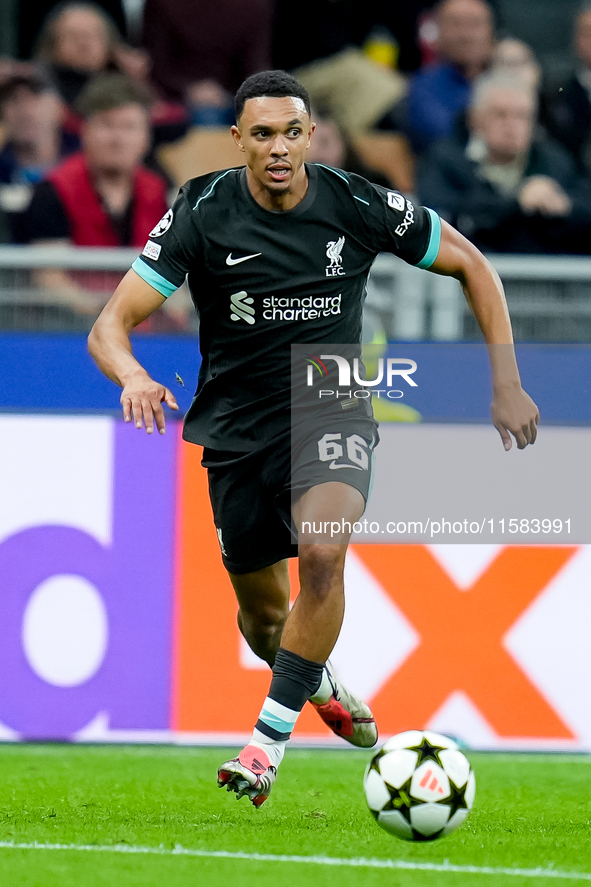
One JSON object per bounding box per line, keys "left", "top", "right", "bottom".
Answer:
{"left": 299, "top": 544, "right": 344, "bottom": 601}
{"left": 239, "top": 604, "right": 287, "bottom": 639}
{"left": 238, "top": 605, "right": 286, "bottom": 664}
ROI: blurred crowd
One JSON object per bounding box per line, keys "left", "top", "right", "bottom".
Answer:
{"left": 1, "top": 0, "right": 591, "bottom": 328}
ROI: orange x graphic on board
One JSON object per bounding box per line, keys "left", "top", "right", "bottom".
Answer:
{"left": 173, "top": 435, "right": 578, "bottom": 740}
{"left": 354, "top": 545, "right": 577, "bottom": 738}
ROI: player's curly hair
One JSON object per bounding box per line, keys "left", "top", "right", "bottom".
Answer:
{"left": 234, "top": 70, "right": 311, "bottom": 120}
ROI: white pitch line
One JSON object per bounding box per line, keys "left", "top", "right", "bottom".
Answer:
{"left": 0, "top": 841, "right": 589, "bottom": 881}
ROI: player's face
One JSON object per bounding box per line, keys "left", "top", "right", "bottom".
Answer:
{"left": 232, "top": 96, "right": 314, "bottom": 208}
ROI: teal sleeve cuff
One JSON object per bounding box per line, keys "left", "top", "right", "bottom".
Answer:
{"left": 132, "top": 257, "right": 179, "bottom": 298}
{"left": 415, "top": 208, "right": 442, "bottom": 269}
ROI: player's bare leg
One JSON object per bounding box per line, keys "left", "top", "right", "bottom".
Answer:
{"left": 291, "top": 483, "right": 378, "bottom": 748}
{"left": 218, "top": 482, "right": 377, "bottom": 806}
{"left": 230, "top": 560, "right": 290, "bottom": 666}
{"left": 228, "top": 484, "right": 363, "bottom": 665}
{"left": 218, "top": 562, "right": 291, "bottom": 805}
{"left": 287, "top": 482, "right": 363, "bottom": 660}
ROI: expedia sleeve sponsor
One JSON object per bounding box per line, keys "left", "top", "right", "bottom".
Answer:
{"left": 375, "top": 186, "right": 431, "bottom": 262}
{"left": 391, "top": 198, "right": 416, "bottom": 237}
{"left": 348, "top": 174, "right": 439, "bottom": 268}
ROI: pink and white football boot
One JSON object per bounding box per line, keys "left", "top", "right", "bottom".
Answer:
{"left": 217, "top": 745, "right": 277, "bottom": 808}
{"left": 310, "top": 660, "right": 378, "bottom": 748}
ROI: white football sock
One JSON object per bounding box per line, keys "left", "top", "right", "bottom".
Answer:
{"left": 250, "top": 729, "right": 287, "bottom": 768}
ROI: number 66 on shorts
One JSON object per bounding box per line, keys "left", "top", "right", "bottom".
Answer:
{"left": 317, "top": 432, "right": 371, "bottom": 471}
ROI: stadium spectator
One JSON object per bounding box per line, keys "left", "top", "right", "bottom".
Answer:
{"left": 405, "top": 0, "right": 495, "bottom": 153}
{"left": 432, "top": 37, "right": 546, "bottom": 152}
{"left": 140, "top": 0, "right": 272, "bottom": 126}
{"left": 35, "top": 2, "right": 129, "bottom": 109}
{"left": 409, "top": 0, "right": 503, "bottom": 69}
{"left": 417, "top": 73, "right": 591, "bottom": 254}
{"left": 544, "top": 2, "right": 591, "bottom": 178}
{"left": 18, "top": 0, "right": 128, "bottom": 60}
{"left": 0, "top": 56, "right": 29, "bottom": 88}
{"left": 306, "top": 111, "right": 391, "bottom": 188}
{"left": 0, "top": 66, "right": 79, "bottom": 243}
{"left": 34, "top": 1, "right": 188, "bottom": 145}
{"left": 491, "top": 37, "right": 541, "bottom": 93}
{"left": 22, "top": 73, "right": 187, "bottom": 327}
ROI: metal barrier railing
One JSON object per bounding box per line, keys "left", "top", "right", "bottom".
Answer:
{"left": 0, "top": 246, "right": 196, "bottom": 333}
{"left": 0, "top": 245, "right": 138, "bottom": 269}
{"left": 367, "top": 253, "right": 591, "bottom": 342}
{"left": 0, "top": 246, "right": 590, "bottom": 340}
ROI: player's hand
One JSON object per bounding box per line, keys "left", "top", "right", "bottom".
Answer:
{"left": 120, "top": 372, "right": 179, "bottom": 434}
{"left": 491, "top": 383, "right": 539, "bottom": 451}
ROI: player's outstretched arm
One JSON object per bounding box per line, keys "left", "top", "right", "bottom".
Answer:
{"left": 427, "top": 220, "right": 539, "bottom": 450}
{"left": 87, "top": 268, "right": 179, "bottom": 434}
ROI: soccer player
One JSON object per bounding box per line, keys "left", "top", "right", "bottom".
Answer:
{"left": 87, "top": 70, "right": 539, "bottom": 807}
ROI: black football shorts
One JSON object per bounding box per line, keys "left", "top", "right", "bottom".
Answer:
{"left": 202, "top": 414, "right": 379, "bottom": 574}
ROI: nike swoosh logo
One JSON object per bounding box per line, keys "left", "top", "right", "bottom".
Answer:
{"left": 329, "top": 461, "right": 363, "bottom": 471}
{"left": 226, "top": 252, "right": 262, "bottom": 265}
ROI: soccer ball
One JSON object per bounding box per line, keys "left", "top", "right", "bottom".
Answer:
{"left": 363, "top": 729, "right": 475, "bottom": 842}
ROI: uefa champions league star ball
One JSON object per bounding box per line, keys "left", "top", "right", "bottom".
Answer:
{"left": 363, "top": 730, "right": 476, "bottom": 841}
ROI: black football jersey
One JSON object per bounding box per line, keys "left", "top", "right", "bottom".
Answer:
{"left": 132, "top": 162, "right": 442, "bottom": 450}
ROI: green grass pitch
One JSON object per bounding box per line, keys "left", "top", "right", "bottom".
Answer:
{"left": 0, "top": 744, "right": 589, "bottom": 887}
